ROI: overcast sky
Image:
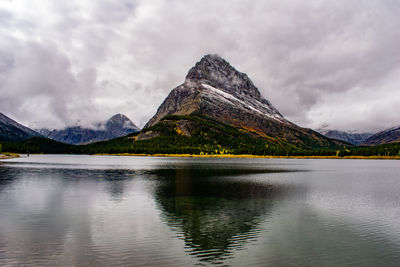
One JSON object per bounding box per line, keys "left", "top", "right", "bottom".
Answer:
{"left": 1, "top": 0, "right": 400, "bottom": 132}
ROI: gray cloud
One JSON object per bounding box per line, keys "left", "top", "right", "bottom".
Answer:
{"left": 0, "top": 0, "right": 399, "bottom": 132}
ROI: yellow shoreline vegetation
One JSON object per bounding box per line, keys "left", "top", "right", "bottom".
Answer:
{"left": 1, "top": 153, "right": 398, "bottom": 160}
{"left": 94, "top": 153, "right": 400, "bottom": 160}
{"left": 0, "top": 153, "right": 20, "bottom": 160}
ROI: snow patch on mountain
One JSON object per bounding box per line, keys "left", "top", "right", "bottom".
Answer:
{"left": 201, "top": 83, "right": 286, "bottom": 123}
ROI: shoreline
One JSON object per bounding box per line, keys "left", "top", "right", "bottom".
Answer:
{"left": 0, "top": 153, "right": 20, "bottom": 160}
{"left": 93, "top": 153, "right": 400, "bottom": 160}
{"left": 1, "top": 153, "right": 398, "bottom": 160}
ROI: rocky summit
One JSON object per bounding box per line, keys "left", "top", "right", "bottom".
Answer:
{"left": 39, "top": 114, "right": 139, "bottom": 145}
{"left": 144, "top": 54, "right": 339, "bottom": 148}
{"left": 145, "top": 54, "right": 286, "bottom": 129}
{"left": 104, "top": 114, "right": 139, "bottom": 138}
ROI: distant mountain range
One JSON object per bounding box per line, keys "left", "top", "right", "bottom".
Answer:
{"left": 38, "top": 114, "right": 139, "bottom": 145}
{"left": 0, "top": 112, "right": 41, "bottom": 141}
{"left": 362, "top": 126, "right": 400, "bottom": 145}
{"left": 318, "top": 130, "right": 373, "bottom": 145}
{"left": 318, "top": 126, "right": 400, "bottom": 146}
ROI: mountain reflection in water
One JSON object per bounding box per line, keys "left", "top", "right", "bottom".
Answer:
{"left": 152, "top": 167, "right": 296, "bottom": 264}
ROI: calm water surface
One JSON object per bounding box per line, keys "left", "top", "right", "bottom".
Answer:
{"left": 0, "top": 155, "right": 400, "bottom": 266}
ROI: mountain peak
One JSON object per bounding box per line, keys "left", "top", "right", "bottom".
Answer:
{"left": 199, "top": 54, "right": 231, "bottom": 68}
{"left": 39, "top": 113, "right": 139, "bottom": 145}
{"left": 185, "top": 54, "right": 261, "bottom": 99}
{"left": 201, "top": 53, "right": 227, "bottom": 63}
{"left": 108, "top": 113, "right": 131, "bottom": 122}
{"left": 141, "top": 55, "right": 342, "bottom": 148}
{"left": 144, "top": 55, "right": 288, "bottom": 130}
{"left": 106, "top": 113, "right": 139, "bottom": 131}
{"left": 110, "top": 113, "right": 126, "bottom": 119}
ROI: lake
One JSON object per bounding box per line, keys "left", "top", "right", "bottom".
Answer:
{"left": 0, "top": 155, "right": 399, "bottom": 266}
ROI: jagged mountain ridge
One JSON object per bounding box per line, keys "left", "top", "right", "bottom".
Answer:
{"left": 318, "top": 129, "right": 372, "bottom": 145}
{"left": 39, "top": 114, "right": 139, "bottom": 145}
{"left": 362, "top": 126, "right": 400, "bottom": 145}
{"left": 0, "top": 112, "right": 42, "bottom": 141}
{"left": 144, "top": 54, "right": 340, "bottom": 148}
